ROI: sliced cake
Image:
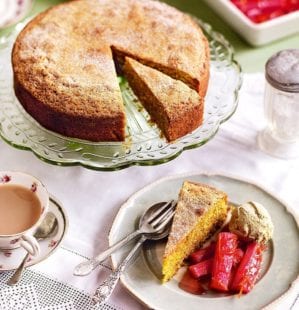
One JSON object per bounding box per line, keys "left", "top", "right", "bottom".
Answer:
{"left": 110, "top": 0, "right": 210, "bottom": 94}
{"left": 123, "top": 57, "right": 203, "bottom": 141}
{"left": 12, "top": 0, "right": 210, "bottom": 141}
{"left": 162, "top": 181, "right": 228, "bottom": 283}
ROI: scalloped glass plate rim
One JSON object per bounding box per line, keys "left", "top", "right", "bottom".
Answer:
{"left": 0, "top": 17, "right": 242, "bottom": 171}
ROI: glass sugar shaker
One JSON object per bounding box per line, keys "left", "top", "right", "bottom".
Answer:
{"left": 258, "top": 49, "right": 299, "bottom": 159}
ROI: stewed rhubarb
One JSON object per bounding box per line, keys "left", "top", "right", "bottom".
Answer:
{"left": 177, "top": 201, "right": 273, "bottom": 297}
{"left": 179, "top": 270, "right": 205, "bottom": 295}
{"left": 210, "top": 232, "right": 238, "bottom": 292}
{"left": 233, "top": 248, "right": 245, "bottom": 266}
{"left": 189, "top": 242, "right": 216, "bottom": 264}
{"left": 231, "top": 0, "right": 299, "bottom": 23}
{"left": 189, "top": 258, "right": 213, "bottom": 279}
{"left": 231, "top": 242, "right": 263, "bottom": 294}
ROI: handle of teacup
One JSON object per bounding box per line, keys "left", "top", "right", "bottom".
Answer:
{"left": 20, "top": 234, "right": 40, "bottom": 257}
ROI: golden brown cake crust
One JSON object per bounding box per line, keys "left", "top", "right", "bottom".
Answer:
{"left": 12, "top": 0, "right": 210, "bottom": 141}
{"left": 162, "top": 181, "right": 228, "bottom": 282}
{"left": 12, "top": 4, "right": 126, "bottom": 141}
{"left": 14, "top": 77, "right": 125, "bottom": 141}
{"left": 164, "top": 181, "right": 227, "bottom": 257}
{"left": 123, "top": 57, "right": 203, "bottom": 141}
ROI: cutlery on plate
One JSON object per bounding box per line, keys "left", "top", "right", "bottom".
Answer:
{"left": 92, "top": 205, "right": 174, "bottom": 305}
{"left": 7, "top": 212, "right": 58, "bottom": 286}
{"left": 74, "top": 200, "right": 176, "bottom": 276}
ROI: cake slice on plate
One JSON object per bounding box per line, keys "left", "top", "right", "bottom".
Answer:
{"left": 123, "top": 57, "right": 203, "bottom": 141}
{"left": 162, "top": 181, "right": 228, "bottom": 282}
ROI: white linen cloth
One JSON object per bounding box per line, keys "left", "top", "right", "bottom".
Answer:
{"left": 0, "top": 73, "right": 298, "bottom": 310}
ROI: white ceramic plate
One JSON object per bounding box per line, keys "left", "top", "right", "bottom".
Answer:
{"left": 109, "top": 173, "right": 299, "bottom": 310}
{"left": 203, "top": 0, "right": 299, "bottom": 46}
{"left": 0, "top": 195, "right": 68, "bottom": 271}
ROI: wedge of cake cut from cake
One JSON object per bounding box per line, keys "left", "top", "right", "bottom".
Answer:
{"left": 123, "top": 57, "right": 203, "bottom": 141}
{"left": 162, "top": 181, "right": 228, "bottom": 283}
{"left": 12, "top": 0, "right": 210, "bottom": 142}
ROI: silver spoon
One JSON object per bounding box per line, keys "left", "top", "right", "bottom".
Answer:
{"left": 92, "top": 208, "right": 173, "bottom": 305}
{"left": 74, "top": 200, "right": 176, "bottom": 276}
{"left": 7, "top": 212, "right": 58, "bottom": 286}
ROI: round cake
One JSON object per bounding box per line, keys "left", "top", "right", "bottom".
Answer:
{"left": 12, "top": 0, "right": 210, "bottom": 142}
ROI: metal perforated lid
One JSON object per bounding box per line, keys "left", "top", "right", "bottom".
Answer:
{"left": 266, "top": 49, "right": 299, "bottom": 93}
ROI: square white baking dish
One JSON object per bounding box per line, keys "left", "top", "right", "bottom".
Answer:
{"left": 203, "top": 0, "right": 299, "bottom": 46}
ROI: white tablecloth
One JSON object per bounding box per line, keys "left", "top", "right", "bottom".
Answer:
{"left": 1, "top": 73, "right": 298, "bottom": 310}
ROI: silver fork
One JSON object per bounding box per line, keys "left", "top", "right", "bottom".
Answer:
{"left": 92, "top": 202, "right": 175, "bottom": 305}
{"left": 74, "top": 200, "right": 176, "bottom": 276}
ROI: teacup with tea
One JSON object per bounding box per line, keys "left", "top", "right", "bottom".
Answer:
{"left": 0, "top": 171, "right": 49, "bottom": 257}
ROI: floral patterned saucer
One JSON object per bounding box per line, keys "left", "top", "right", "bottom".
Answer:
{"left": 0, "top": 196, "right": 68, "bottom": 271}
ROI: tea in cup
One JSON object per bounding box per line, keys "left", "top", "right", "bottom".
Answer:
{"left": 0, "top": 171, "right": 49, "bottom": 257}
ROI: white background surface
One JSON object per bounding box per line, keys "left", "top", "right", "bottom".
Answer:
{"left": 1, "top": 73, "right": 298, "bottom": 310}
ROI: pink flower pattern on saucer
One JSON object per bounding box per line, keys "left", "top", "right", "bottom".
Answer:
{"left": 0, "top": 174, "right": 11, "bottom": 183}
{"left": 49, "top": 240, "right": 57, "bottom": 248}
{"left": 31, "top": 182, "right": 37, "bottom": 192}
{"left": 4, "top": 251, "right": 12, "bottom": 257}
{"left": 10, "top": 238, "right": 20, "bottom": 245}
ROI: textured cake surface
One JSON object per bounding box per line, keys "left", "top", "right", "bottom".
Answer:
{"left": 12, "top": 0, "right": 210, "bottom": 141}
{"left": 123, "top": 57, "right": 203, "bottom": 141}
{"left": 162, "top": 181, "right": 228, "bottom": 282}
